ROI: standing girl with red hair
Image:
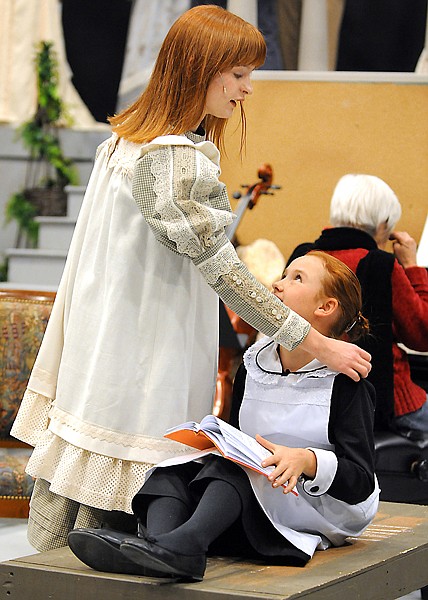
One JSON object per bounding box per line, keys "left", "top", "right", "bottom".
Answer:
{"left": 12, "top": 6, "right": 371, "bottom": 552}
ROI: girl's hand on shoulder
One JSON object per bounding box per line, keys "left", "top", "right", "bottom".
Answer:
{"left": 256, "top": 434, "right": 315, "bottom": 494}
{"left": 323, "top": 337, "right": 371, "bottom": 381}
{"left": 303, "top": 329, "right": 371, "bottom": 381}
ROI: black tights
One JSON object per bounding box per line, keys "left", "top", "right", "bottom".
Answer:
{"left": 137, "top": 477, "right": 243, "bottom": 555}
{"left": 131, "top": 460, "right": 311, "bottom": 566}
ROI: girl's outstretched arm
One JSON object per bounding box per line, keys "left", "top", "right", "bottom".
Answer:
{"left": 133, "top": 146, "right": 371, "bottom": 380}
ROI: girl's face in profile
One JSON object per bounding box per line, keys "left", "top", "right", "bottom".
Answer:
{"left": 272, "top": 255, "right": 327, "bottom": 323}
{"left": 203, "top": 66, "right": 254, "bottom": 120}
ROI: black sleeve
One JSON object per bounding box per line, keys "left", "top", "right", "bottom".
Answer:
{"left": 327, "top": 374, "right": 377, "bottom": 504}
{"left": 229, "top": 362, "right": 247, "bottom": 429}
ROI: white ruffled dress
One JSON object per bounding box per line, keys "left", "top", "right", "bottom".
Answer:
{"left": 12, "top": 131, "right": 310, "bottom": 515}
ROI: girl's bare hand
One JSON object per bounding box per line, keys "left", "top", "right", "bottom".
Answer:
{"left": 256, "top": 434, "right": 315, "bottom": 494}
{"left": 301, "top": 329, "right": 371, "bottom": 381}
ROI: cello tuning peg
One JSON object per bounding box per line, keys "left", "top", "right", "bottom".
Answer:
{"left": 270, "top": 185, "right": 282, "bottom": 190}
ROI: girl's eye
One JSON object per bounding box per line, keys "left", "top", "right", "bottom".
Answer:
{"left": 295, "top": 274, "right": 302, "bottom": 282}
{"left": 234, "top": 73, "right": 243, "bottom": 79}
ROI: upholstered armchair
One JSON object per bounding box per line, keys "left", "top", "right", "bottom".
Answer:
{"left": 0, "top": 289, "right": 55, "bottom": 517}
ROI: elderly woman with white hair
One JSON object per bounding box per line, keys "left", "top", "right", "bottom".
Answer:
{"left": 288, "top": 173, "right": 428, "bottom": 434}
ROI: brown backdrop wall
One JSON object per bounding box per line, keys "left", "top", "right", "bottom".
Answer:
{"left": 221, "top": 77, "right": 428, "bottom": 262}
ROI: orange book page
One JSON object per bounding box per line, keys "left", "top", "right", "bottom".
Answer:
{"left": 164, "top": 429, "right": 216, "bottom": 451}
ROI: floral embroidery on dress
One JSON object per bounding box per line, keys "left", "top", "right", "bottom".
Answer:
{"left": 274, "top": 311, "right": 311, "bottom": 352}
{"left": 198, "top": 244, "right": 241, "bottom": 285}
{"left": 150, "top": 145, "right": 233, "bottom": 257}
{"left": 101, "top": 133, "right": 141, "bottom": 179}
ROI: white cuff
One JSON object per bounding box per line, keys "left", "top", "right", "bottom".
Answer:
{"left": 302, "top": 448, "right": 338, "bottom": 496}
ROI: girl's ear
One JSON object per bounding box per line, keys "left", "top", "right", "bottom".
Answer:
{"left": 314, "top": 298, "right": 338, "bottom": 318}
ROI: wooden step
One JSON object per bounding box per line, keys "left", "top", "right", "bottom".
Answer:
{"left": 5, "top": 248, "right": 67, "bottom": 286}
{"left": 65, "top": 185, "right": 86, "bottom": 220}
{"left": 36, "top": 216, "right": 77, "bottom": 251}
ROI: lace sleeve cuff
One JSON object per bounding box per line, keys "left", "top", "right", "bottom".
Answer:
{"left": 196, "top": 240, "right": 311, "bottom": 351}
{"left": 273, "top": 310, "right": 311, "bottom": 351}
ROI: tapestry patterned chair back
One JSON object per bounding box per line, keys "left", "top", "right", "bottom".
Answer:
{"left": 0, "top": 289, "right": 55, "bottom": 517}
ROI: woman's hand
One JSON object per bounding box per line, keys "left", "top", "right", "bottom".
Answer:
{"left": 390, "top": 231, "right": 418, "bottom": 269}
{"left": 300, "top": 328, "right": 371, "bottom": 381}
{"left": 256, "top": 434, "right": 316, "bottom": 495}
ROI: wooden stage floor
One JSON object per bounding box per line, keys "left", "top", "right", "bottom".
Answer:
{"left": 1, "top": 501, "right": 427, "bottom": 600}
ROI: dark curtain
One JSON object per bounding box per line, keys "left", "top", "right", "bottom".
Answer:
{"left": 337, "top": 0, "right": 427, "bottom": 72}
{"left": 61, "top": 0, "right": 132, "bottom": 122}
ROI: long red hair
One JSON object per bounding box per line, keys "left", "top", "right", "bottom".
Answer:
{"left": 109, "top": 5, "right": 266, "bottom": 153}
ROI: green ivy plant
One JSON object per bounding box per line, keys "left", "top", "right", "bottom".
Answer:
{"left": 5, "top": 192, "right": 39, "bottom": 248}
{"left": 5, "top": 41, "right": 79, "bottom": 247}
{"left": 0, "top": 259, "right": 8, "bottom": 282}
{"left": 19, "top": 41, "right": 78, "bottom": 188}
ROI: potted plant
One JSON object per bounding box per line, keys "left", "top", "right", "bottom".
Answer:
{"left": 5, "top": 41, "right": 79, "bottom": 247}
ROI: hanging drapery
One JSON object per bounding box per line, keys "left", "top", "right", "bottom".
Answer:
{"left": 0, "top": 0, "right": 95, "bottom": 127}
{"left": 298, "top": 0, "right": 329, "bottom": 70}
{"left": 227, "top": 0, "right": 257, "bottom": 25}
{"left": 117, "top": 0, "right": 190, "bottom": 112}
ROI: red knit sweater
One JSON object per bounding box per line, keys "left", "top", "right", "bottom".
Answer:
{"left": 326, "top": 249, "right": 428, "bottom": 417}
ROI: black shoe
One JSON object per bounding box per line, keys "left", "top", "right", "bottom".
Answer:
{"left": 67, "top": 527, "right": 170, "bottom": 577}
{"left": 120, "top": 536, "right": 206, "bottom": 582}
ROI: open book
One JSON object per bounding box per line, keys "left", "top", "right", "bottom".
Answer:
{"left": 164, "top": 415, "right": 298, "bottom": 496}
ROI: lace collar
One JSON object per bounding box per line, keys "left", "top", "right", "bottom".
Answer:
{"left": 243, "top": 336, "right": 337, "bottom": 385}
{"left": 139, "top": 129, "right": 220, "bottom": 166}
{"left": 185, "top": 127, "right": 206, "bottom": 144}
{"left": 102, "top": 128, "right": 209, "bottom": 177}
